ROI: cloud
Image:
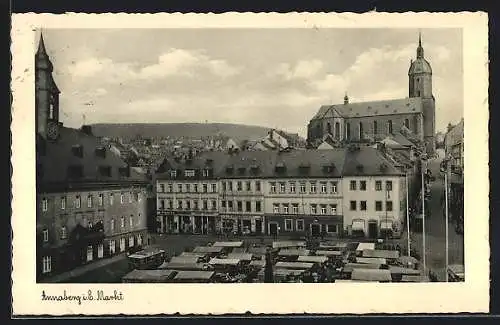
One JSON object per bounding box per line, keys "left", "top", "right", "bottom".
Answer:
{"left": 270, "top": 59, "right": 325, "bottom": 80}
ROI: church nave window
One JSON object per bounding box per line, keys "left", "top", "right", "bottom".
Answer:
{"left": 373, "top": 121, "right": 378, "bottom": 135}
{"left": 388, "top": 120, "right": 393, "bottom": 134}
{"left": 404, "top": 118, "right": 410, "bottom": 129}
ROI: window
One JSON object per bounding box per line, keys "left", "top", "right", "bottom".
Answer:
{"left": 129, "top": 192, "right": 133, "bottom": 203}
{"left": 296, "top": 219, "right": 304, "bottom": 231}
{"left": 327, "top": 122, "right": 332, "bottom": 134}
{"left": 270, "top": 182, "right": 276, "bottom": 193}
{"left": 169, "top": 170, "right": 177, "bottom": 178}
{"left": 42, "top": 198, "right": 48, "bottom": 212}
{"left": 246, "top": 181, "right": 251, "bottom": 191}
{"left": 42, "top": 256, "right": 51, "bottom": 274}
{"left": 350, "top": 201, "right": 357, "bottom": 211}
{"left": 360, "top": 181, "right": 367, "bottom": 191}
{"left": 61, "top": 226, "right": 67, "bottom": 239}
{"left": 186, "top": 184, "right": 191, "bottom": 192}
{"left": 60, "top": 197, "right": 66, "bottom": 210}
{"left": 168, "top": 200, "right": 173, "bottom": 209}
{"left": 350, "top": 181, "right": 357, "bottom": 191}
{"left": 273, "top": 204, "right": 280, "bottom": 213}
{"left": 330, "top": 204, "right": 337, "bottom": 215}
{"left": 120, "top": 194, "right": 124, "bottom": 204}
{"left": 98, "top": 194, "right": 103, "bottom": 206}
{"left": 109, "top": 194, "right": 114, "bottom": 206}
{"left": 203, "top": 200, "right": 208, "bottom": 210}
{"left": 284, "top": 219, "right": 293, "bottom": 231}
{"left": 120, "top": 238, "right": 126, "bottom": 252}
{"left": 129, "top": 236, "right": 135, "bottom": 247}
{"left": 159, "top": 199, "right": 165, "bottom": 210}
{"left": 346, "top": 122, "right": 351, "bottom": 139}
{"left": 211, "top": 183, "right": 217, "bottom": 193}
{"left": 194, "top": 184, "right": 198, "bottom": 192}
{"left": 121, "top": 216, "right": 125, "bottom": 228}
{"left": 111, "top": 219, "right": 115, "bottom": 232}
{"left": 184, "top": 170, "right": 195, "bottom": 177}
{"left": 321, "top": 182, "right": 327, "bottom": 194}
{"left": 177, "top": 184, "right": 183, "bottom": 193}
{"left": 129, "top": 216, "right": 133, "bottom": 227}
{"left": 388, "top": 120, "right": 393, "bottom": 134}
{"left": 310, "top": 182, "right": 317, "bottom": 193}
{"left": 404, "top": 118, "right": 410, "bottom": 129}
{"left": 331, "top": 182, "right": 338, "bottom": 194}
{"left": 300, "top": 183, "right": 306, "bottom": 193}
{"left": 203, "top": 184, "right": 208, "bottom": 193}
{"left": 292, "top": 204, "right": 299, "bottom": 214}
{"left": 246, "top": 201, "right": 251, "bottom": 212}
{"left": 290, "top": 182, "right": 296, "bottom": 193}
{"left": 221, "top": 200, "right": 226, "bottom": 209}
{"left": 386, "top": 201, "right": 393, "bottom": 211}
{"left": 87, "top": 195, "right": 93, "bottom": 208}
{"left": 320, "top": 205, "right": 327, "bottom": 215}
{"left": 375, "top": 181, "right": 382, "bottom": 191}
{"left": 137, "top": 234, "right": 143, "bottom": 246}
{"left": 280, "top": 182, "right": 286, "bottom": 193}
{"left": 386, "top": 181, "right": 393, "bottom": 191}
{"left": 88, "top": 221, "right": 93, "bottom": 229}
{"left": 255, "top": 181, "right": 261, "bottom": 192}
{"left": 237, "top": 181, "right": 243, "bottom": 191}
{"left": 168, "top": 184, "right": 173, "bottom": 192}
{"left": 97, "top": 244, "right": 104, "bottom": 258}
{"left": 43, "top": 229, "right": 49, "bottom": 242}
{"left": 159, "top": 184, "right": 165, "bottom": 192}
{"left": 255, "top": 201, "right": 262, "bottom": 212}
{"left": 359, "top": 122, "right": 364, "bottom": 139}
{"left": 229, "top": 182, "right": 233, "bottom": 191}
{"left": 373, "top": 121, "right": 378, "bottom": 134}
{"left": 228, "top": 201, "right": 233, "bottom": 211}
{"left": 212, "top": 200, "right": 217, "bottom": 210}
{"left": 375, "top": 201, "right": 383, "bottom": 211}
{"left": 360, "top": 201, "right": 367, "bottom": 211}
{"left": 237, "top": 201, "right": 243, "bottom": 212}
{"left": 311, "top": 204, "right": 317, "bottom": 214}
{"left": 194, "top": 200, "right": 199, "bottom": 210}
{"left": 327, "top": 225, "right": 337, "bottom": 233}
{"left": 75, "top": 196, "right": 81, "bottom": 208}
{"left": 87, "top": 245, "right": 93, "bottom": 262}
{"left": 109, "top": 240, "right": 116, "bottom": 255}
{"left": 283, "top": 204, "right": 289, "bottom": 214}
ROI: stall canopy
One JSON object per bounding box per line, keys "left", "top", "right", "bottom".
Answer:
{"left": 342, "top": 263, "right": 382, "bottom": 273}
{"left": 180, "top": 252, "right": 206, "bottom": 258}
{"left": 173, "top": 271, "right": 215, "bottom": 281}
{"left": 275, "top": 262, "right": 314, "bottom": 270}
{"left": 209, "top": 258, "right": 241, "bottom": 266}
{"left": 212, "top": 241, "right": 244, "bottom": 248}
{"left": 122, "top": 269, "right": 176, "bottom": 282}
{"left": 401, "top": 275, "right": 430, "bottom": 282}
{"left": 297, "top": 255, "right": 328, "bottom": 264}
{"left": 380, "top": 220, "right": 393, "bottom": 230}
{"left": 272, "top": 241, "right": 306, "bottom": 249}
{"left": 249, "top": 260, "right": 266, "bottom": 268}
{"left": 362, "top": 249, "right": 400, "bottom": 259}
{"left": 227, "top": 253, "right": 253, "bottom": 261}
{"left": 193, "top": 246, "right": 224, "bottom": 253}
{"left": 315, "top": 250, "right": 343, "bottom": 257}
{"left": 278, "top": 249, "right": 310, "bottom": 256}
{"left": 351, "top": 269, "right": 392, "bottom": 282}
{"left": 356, "top": 242, "right": 375, "bottom": 252}
{"left": 169, "top": 256, "right": 200, "bottom": 264}
{"left": 389, "top": 266, "right": 421, "bottom": 276}
{"left": 356, "top": 257, "right": 387, "bottom": 265}
{"left": 352, "top": 220, "right": 365, "bottom": 232}
{"left": 160, "top": 262, "right": 210, "bottom": 271}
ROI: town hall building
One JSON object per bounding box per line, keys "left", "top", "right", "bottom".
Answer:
{"left": 307, "top": 34, "right": 436, "bottom": 155}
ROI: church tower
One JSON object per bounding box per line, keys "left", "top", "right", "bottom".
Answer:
{"left": 408, "top": 32, "right": 436, "bottom": 155}
{"left": 35, "top": 33, "right": 61, "bottom": 141}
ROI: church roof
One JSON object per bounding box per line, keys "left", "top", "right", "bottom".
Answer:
{"left": 311, "top": 97, "right": 423, "bottom": 121}
{"left": 408, "top": 57, "right": 432, "bottom": 75}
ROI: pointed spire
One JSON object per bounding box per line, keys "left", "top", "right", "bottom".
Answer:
{"left": 417, "top": 30, "right": 424, "bottom": 58}
{"left": 36, "top": 32, "right": 48, "bottom": 57}
{"left": 344, "top": 92, "right": 349, "bottom": 105}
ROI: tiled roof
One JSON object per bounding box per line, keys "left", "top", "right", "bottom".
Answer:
{"left": 156, "top": 146, "right": 403, "bottom": 179}
{"left": 311, "top": 97, "right": 423, "bottom": 120}
{"left": 37, "top": 127, "right": 148, "bottom": 187}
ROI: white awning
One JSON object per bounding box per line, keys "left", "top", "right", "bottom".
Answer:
{"left": 380, "top": 220, "right": 393, "bottom": 230}
{"left": 352, "top": 220, "right": 365, "bottom": 231}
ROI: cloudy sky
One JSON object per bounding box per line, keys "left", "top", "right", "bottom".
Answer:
{"left": 41, "top": 28, "right": 462, "bottom": 137}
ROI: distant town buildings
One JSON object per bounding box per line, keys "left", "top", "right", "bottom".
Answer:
{"left": 35, "top": 35, "right": 150, "bottom": 280}
{"left": 307, "top": 34, "right": 436, "bottom": 155}
{"left": 444, "top": 118, "right": 464, "bottom": 225}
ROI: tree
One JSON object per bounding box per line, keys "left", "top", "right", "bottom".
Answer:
{"left": 264, "top": 251, "right": 274, "bottom": 283}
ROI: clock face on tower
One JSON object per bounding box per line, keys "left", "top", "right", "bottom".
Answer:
{"left": 47, "top": 121, "right": 59, "bottom": 140}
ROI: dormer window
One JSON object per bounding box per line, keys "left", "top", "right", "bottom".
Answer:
{"left": 119, "top": 166, "right": 130, "bottom": 177}
{"left": 356, "top": 164, "right": 364, "bottom": 173}
{"left": 67, "top": 164, "right": 83, "bottom": 179}
{"left": 169, "top": 170, "right": 177, "bottom": 178}
{"left": 184, "top": 169, "right": 195, "bottom": 178}
{"left": 238, "top": 167, "right": 246, "bottom": 175}
{"left": 205, "top": 158, "right": 213, "bottom": 165}
{"left": 71, "top": 145, "right": 84, "bottom": 158}
{"left": 275, "top": 162, "right": 286, "bottom": 173}
{"left": 225, "top": 166, "right": 234, "bottom": 175}
{"left": 99, "top": 165, "right": 111, "bottom": 177}
{"left": 202, "top": 168, "right": 211, "bottom": 177}
{"left": 95, "top": 146, "right": 106, "bottom": 158}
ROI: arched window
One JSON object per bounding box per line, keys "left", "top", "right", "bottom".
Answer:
{"left": 359, "top": 122, "right": 363, "bottom": 139}
{"left": 404, "top": 118, "right": 410, "bottom": 129}
{"left": 346, "top": 123, "right": 351, "bottom": 140}
{"left": 327, "top": 122, "right": 332, "bottom": 135}
{"left": 373, "top": 121, "right": 378, "bottom": 135}
{"left": 316, "top": 124, "right": 321, "bottom": 137}
{"left": 388, "top": 120, "right": 393, "bottom": 134}
{"left": 335, "top": 122, "right": 340, "bottom": 139}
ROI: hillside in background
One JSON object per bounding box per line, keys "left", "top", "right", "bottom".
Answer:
{"left": 89, "top": 123, "right": 296, "bottom": 141}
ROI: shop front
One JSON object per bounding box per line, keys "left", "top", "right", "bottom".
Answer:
{"left": 351, "top": 219, "right": 366, "bottom": 238}
{"left": 217, "top": 215, "right": 266, "bottom": 235}
{"left": 266, "top": 215, "right": 343, "bottom": 238}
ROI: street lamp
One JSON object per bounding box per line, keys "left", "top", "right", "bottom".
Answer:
{"left": 421, "top": 154, "right": 428, "bottom": 275}
{"left": 440, "top": 155, "right": 452, "bottom": 282}
{"left": 406, "top": 171, "right": 411, "bottom": 257}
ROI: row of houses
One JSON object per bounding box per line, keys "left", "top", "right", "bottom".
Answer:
{"left": 155, "top": 145, "right": 418, "bottom": 239}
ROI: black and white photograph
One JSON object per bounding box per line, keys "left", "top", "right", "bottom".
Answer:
{"left": 11, "top": 13, "right": 488, "bottom": 315}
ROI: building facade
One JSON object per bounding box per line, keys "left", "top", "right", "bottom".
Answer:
{"left": 307, "top": 34, "right": 436, "bottom": 155}
{"left": 444, "top": 118, "right": 464, "bottom": 224}
{"left": 155, "top": 147, "right": 405, "bottom": 239}
{"left": 35, "top": 34, "right": 149, "bottom": 280}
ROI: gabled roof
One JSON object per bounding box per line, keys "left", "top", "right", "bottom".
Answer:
{"left": 342, "top": 146, "right": 403, "bottom": 177}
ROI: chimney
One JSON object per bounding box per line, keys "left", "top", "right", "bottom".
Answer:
{"left": 81, "top": 125, "right": 92, "bottom": 135}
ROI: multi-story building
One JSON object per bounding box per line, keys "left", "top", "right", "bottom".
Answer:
{"left": 155, "top": 146, "right": 405, "bottom": 238}
{"left": 35, "top": 34, "right": 149, "bottom": 280}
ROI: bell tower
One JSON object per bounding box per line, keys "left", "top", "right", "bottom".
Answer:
{"left": 35, "top": 32, "right": 60, "bottom": 140}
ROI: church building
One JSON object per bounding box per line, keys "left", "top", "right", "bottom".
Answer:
{"left": 307, "top": 34, "right": 436, "bottom": 155}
